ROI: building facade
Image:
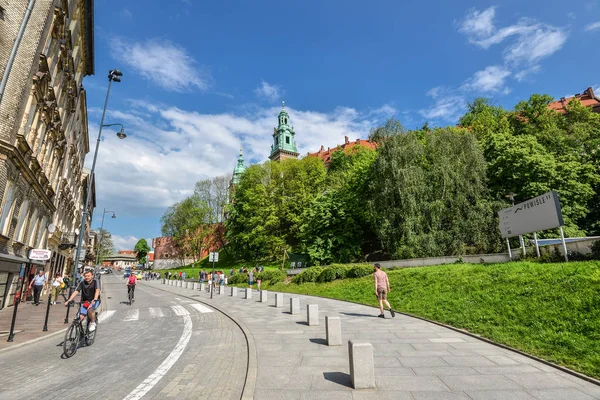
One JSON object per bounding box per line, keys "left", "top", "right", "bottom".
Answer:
{"left": 269, "top": 101, "right": 299, "bottom": 161}
{"left": 548, "top": 87, "right": 600, "bottom": 114}
{"left": 0, "top": 0, "right": 94, "bottom": 309}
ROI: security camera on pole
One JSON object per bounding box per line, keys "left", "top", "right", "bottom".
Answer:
{"left": 64, "top": 69, "right": 126, "bottom": 323}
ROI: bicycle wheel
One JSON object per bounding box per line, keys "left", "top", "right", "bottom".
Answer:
{"left": 63, "top": 322, "right": 80, "bottom": 358}
{"left": 128, "top": 288, "right": 133, "bottom": 305}
{"left": 85, "top": 319, "right": 97, "bottom": 346}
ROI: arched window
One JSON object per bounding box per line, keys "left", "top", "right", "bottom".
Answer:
{"left": 36, "top": 216, "right": 47, "bottom": 248}
{"left": 26, "top": 209, "right": 39, "bottom": 246}
{"left": 15, "top": 200, "right": 30, "bottom": 242}
{"left": 0, "top": 182, "right": 17, "bottom": 236}
{"left": 286, "top": 136, "right": 290, "bottom": 144}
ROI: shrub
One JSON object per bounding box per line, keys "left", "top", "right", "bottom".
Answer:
{"left": 316, "top": 264, "right": 351, "bottom": 283}
{"left": 258, "top": 270, "right": 287, "bottom": 285}
{"left": 347, "top": 264, "right": 374, "bottom": 278}
{"left": 292, "top": 267, "right": 323, "bottom": 284}
{"left": 228, "top": 273, "right": 248, "bottom": 285}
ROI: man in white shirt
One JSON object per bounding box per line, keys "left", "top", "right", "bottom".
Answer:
{"left": 29, "top": 270, "right": 47, "bottom": 306}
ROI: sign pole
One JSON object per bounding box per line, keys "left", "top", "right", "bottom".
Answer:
{"left": 519, "top": 235, "right": 526, "bottom": 257}
{"left": 506, "top": 238, "right": 512, "bottom": 260}
{"left": 7, "top": 264, "right": 26, "bottom": 342}
{"left": 559, "top": 226, "right": 568, "bottom": 262}
{"left": 533, "top": 232, "right": 540, "bottom": 258}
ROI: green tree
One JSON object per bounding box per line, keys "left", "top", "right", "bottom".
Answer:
{"left": 369, "top": 126, "right": 502, "bottom": 258}
{"left": 225, "top": 157, "right": 327, "bottom": 262}
{"left": 300, "top": 145, "right": 379, "bottom": 264}
{"left": 134, "top": 238, "right": 151, "bottom": 264}
{"left": 95, "top": 228, "right": 114, "bottom": 263}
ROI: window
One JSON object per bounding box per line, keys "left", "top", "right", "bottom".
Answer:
{"left": 36, "top": 217, "right": 47, "bottom": 248}
{"left": 286, "top": 136, "right": 290, "bottom": 144}
{"left": 26, "top": 209, "right": 39, "bottom": 246}
{"left": 0, "top": 7, "right": 5, "bottom": 20}
{"left": 0, "top": 182, "right": 16, "bottom": 236}
{"left": 15, "top": 200, "right": 30, "bottom": 242}
{"left": 275, "top": 137, "right": 279, "bottom": 145}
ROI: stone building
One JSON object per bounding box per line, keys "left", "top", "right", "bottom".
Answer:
{"left": 269, "top": 101, "right": 299, "bottom": 161}
{"left": 0, "top": 0, "right": 94, "bottom": 309}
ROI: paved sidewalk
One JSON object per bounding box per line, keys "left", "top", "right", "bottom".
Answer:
{"left": 0, "top": 296, "right": 71, "bottom": 351}
{"left": 145, "top": 280, "right": 600, "bottom": 400}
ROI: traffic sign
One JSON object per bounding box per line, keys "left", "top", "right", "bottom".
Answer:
{"left": 29, "top": 249, "right": 51, "bottom": 261}
{"left": 209, "top": 252, "right": 219, "bottom": 262}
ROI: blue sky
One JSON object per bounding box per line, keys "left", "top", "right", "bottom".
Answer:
{"left": 84, "top": 0, "right": 600, "bottom": 251}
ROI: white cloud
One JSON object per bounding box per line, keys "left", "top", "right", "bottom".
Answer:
{"left": 459, "top": 7, "right": 496, "bottom": 38}
{"left": 112, "top": 235, "right": 139, "bottom": 251}
{"left": 462, "top": 65, "right": 510, "bottom": 93}
{"left": 111, "top": 38, "right": 211, "bottom": 92}
{"left": 121, "top": 9, "right": 133, "bottom": 18}
{"left": 585, "top": 21, "right": 600, "bottom": 32}
{"left": 514, "top": 65, "right": 541, "bottom": 82}
{"left": 458, "top": 7, "right": 568, "bottom": 70}
{"left": 86, "top": 101, "right": 395, "bottom": 217}
{"left": 254, "top": 81, "right": 282, "bottom": 101}
{"left": 419, "top": 87, "right": 466, "bottom": 121}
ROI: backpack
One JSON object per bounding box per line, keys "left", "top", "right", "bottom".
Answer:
{"left": 128, "top": 275, "right": 136, "bottom": 285}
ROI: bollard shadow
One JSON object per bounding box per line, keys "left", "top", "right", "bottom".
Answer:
{"left": 309, "top": 338, "right": 327, "bottom": 345}
{"left": 340, "top": 312, "right": 379, "bottom": 318}
{"left": 323, "top": 372, "right": 352, "bottom": 388}
{"left": 295, "top": 321, "right": 309, "bottom": 326}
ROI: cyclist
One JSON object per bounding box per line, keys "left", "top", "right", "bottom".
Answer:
{"left": 65, "top": 269, "right": 101, "bottom": 332}
{"left": 126, "top": 272, "right": 137, "bottom": 302}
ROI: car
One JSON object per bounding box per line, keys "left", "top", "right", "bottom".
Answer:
{"left": 133, "top": 270, "right": 143, "bottom": 280}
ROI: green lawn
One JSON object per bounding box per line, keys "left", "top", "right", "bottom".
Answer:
{"left": 262, "top": 261, "right": 600, "bottom": 379}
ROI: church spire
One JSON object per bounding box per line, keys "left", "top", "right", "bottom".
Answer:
{"left": 269, "top": 100, "right": 299, "bottom": 161}
{"left": 232, "top": 146, "right": 246, "bottom": 185}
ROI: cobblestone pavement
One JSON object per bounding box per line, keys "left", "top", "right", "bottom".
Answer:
{"left": 0, "top": 275, "right": 247, "bottom": 400}
{"left": 149, "top": 279, "right": 600, "bottom": 400}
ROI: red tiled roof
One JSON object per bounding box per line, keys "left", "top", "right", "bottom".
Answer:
{"left": 548, "top": 87, "right": 600, "bottom": 114}
{"left": 118, "top": 250, "right": 135, "bottom": 255}
{"left": 307, "top": 136, "right": 376, "bottom": 166}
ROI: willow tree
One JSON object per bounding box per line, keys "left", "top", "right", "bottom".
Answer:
{"left": 369, "top": 126, "right": 502, "bottom": 259}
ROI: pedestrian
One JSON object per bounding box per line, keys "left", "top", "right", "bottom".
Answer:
{"left": 200, "top": 270, "right": 206, "bottom": 283}
{"left": 182, "top": 271, "right": 186, "bottom": 281}
{"left": 60, "top": 274, "right": 69, "bottom": 301}
{"left": 219, "top": 271, "right": 224, "bottom": 286}
{"left": 198, "top": 271, "right": 202, "bottom": 282}
{"left": 373, "top": 263, "right": 395, "bottom": 318}
{"left": 51, "top": 273, "right": 63, "bottom": 305}
{"left": 29, "top": 270, "right": 47, "bottom": 306}
{"left": 179, "top": 271, "right": 182, "bottom": 280}
{"left": 248, "top": 270, "right": 254, "bottom": 289}
{"left": 257, "top": 278, "right": 261, "bottom": 291}
{"left": 224, "top": 274, "right": 228, "bottom": 286}
{"left": 212, "top": 271, "right": 218, "bottom": 289}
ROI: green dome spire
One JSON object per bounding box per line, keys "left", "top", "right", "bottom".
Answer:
{"left": 232, "top": 147, "right": 246, "bottom": 184}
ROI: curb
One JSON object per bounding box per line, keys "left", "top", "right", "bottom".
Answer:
{"left": 145, "top": 282, "right": 257, "bottom": 400}
{"left": 259, "top": 287, "right": 600, "bottom": 388}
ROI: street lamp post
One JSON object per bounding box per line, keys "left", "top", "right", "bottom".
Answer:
{"left": 64, "top": 69, "right": 125, "bottom": 324}
{"left": 95, "top": 209, "right": 116, "bottom": 266}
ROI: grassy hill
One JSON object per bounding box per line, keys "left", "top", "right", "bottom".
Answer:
{"left": 261, "top": 261, "right": 600, "bottom": 379}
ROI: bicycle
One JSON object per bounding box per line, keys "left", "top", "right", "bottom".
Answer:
{"left": 127, "top": 285, "right": 135, "bottom": 305}
{"left": 63, "top": 301, "right": 98, "bottom": 358}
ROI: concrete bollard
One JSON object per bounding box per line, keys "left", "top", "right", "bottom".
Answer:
{"left": 192, "top": 282, "right": 198, "bottom": 290}
{"left": 326, "top": 316, "right": 342, "bottom": 346}
{"left": 275, "top": 293, "right": 284, "bottom": 308}
{"left": 290, "top": 298, "right": 300, "bottom": 315}
{"left": 244, "top": 288, "right": 253, "bottom": 299}
{"left": 348, "top": 341, "right": 375, "bottom": 389}
{"left": 200, "top": 283, "right": 206, "bottom": 292}
{"left": 162, "top": 279, "right": 166, "bottom": 284}
{"left": 219, "top": 285, "right": 225, "bottom": 295}
{"left": 260, "top": 290, "right": 268, "bottom": 303}
{"left": 230, "top": 287, "right": 238, "bottom": 297}
{"left": 178, "top": 280, "right": 183, "bottom": 287}
{"left": 307, "top": 304, "right": 319, "bottom": 326}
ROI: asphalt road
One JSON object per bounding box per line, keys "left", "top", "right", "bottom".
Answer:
{"left": 0, "top": 274, "right": 247, "bottom": 400}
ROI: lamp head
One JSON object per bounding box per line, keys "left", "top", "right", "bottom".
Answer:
{"left": 116, "top": 128, "right": 127, "bottom": 140}
{"left": 111, "top": 213, "right": 116, "bottom": 219}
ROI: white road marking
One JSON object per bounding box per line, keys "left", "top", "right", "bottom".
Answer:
{"left": 174, "top": 297, "right": 182, "bottom": 301}
{"left": 148, "top": 307, "right": 164, "bottom": 318}
{"left": 123, "top": 309, "right": 139, "bottom": 321}
{"left": 98, "top": 310, "right": 115, "bottom": 323}
{"left": 190, "top": 303, "right": 213, "bottom": 313}
{"left": 170, "top": 305, "right": 189, "bottom": 316}
{"left": 123, "top": 313, "right": 193, "bottom": 400}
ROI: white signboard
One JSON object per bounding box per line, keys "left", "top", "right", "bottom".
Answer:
{"left": 498, "top": 191, "right": 564, "bottom": 238}
{"left": 29, "top": 249, "right": 51, "bottom": 261}
{"left": 209, "top": 252, "right": 219, "bottom": 262}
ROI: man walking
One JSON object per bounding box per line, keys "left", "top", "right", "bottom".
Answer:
{"left": 374, "top": 263, "right": 395, "bottom": 318}
{"left": 29, "top": 270, "right": 47, "bottom": 306}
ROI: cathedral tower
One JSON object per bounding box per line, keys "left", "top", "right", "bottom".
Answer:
{"left": 269, "top": 101, "right": 299, "bottom": 161}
